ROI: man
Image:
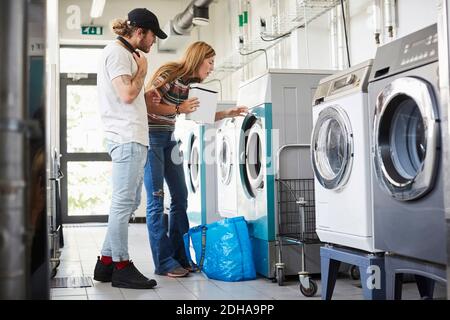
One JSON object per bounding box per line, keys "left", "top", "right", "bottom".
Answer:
{"left": 93, "top": 8, "right": 166, "bottom": 289}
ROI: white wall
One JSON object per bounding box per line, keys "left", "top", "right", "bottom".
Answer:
{"left": 60, "top": 0, "right": 186, "bottom": 41}
{"left": 207, "top": 0, "right": 439, "bottom": 100}
{"left": 59, "top": 0, "right": 205, "bottom": 79}
{"left": 208, "top": 0, "right": 334, "bottom": 100}
{"left": 347, "top": 0, "right": 438, "bottom": 66}
{"left": 348, "top": 0, "right": 378, "bottom": 66}
{"left": 396, "top": 0, "right": 438, "bottom": 37}
{"left": 58, "top": 0, "right": 440, "bottom": 100}
{"left": 293, "top": 14, "right": 332, "bottom": 70}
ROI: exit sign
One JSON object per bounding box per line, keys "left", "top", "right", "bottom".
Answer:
{"left": 81, "top": 25, "right": 103, "bottom": 35}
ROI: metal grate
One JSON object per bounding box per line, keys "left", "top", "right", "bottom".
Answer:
{"left": 277, "top": 178, "right": 319, "bottom": 243}
{"left": 51, "top": 276, "right": 93, "bottom": 288}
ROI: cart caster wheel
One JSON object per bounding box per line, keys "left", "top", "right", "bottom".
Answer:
{"left": 349, "top": 265, "right": 360, "bottom": 280}
{"left": 300, "top": 279, "right": 317, "bottom": 297}
{"left": 276, "top": 267, "right": 285, "bottom": 286}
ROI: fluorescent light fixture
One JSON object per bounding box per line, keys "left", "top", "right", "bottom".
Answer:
{"left": 90, "top": 0, "right": 106, "bottom": 18}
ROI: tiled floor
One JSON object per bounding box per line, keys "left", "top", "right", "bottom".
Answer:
{"left": 51, "top": 223, "right": 446, "bottom": 300}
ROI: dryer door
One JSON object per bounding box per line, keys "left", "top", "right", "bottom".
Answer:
{"left": 239, "top": 114, "right": 264, "bottom": 198}
{"left": 312, "top": 105, "right": 353, "bottom": 190}
{"left": 188, "top": 134, "right": 200, "bottom": 193}
{"left": 373, "top": 77, "right": 440, "bottom": 200}
{"left": 217, "top": 132, "right": 233, "bottom": 185}
{"left": 245, "top": 119, "right": 264, "bottom": 194}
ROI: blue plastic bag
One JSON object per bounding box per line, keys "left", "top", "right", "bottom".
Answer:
{"left": 183, "top": 216, "right": 256, "bottom": 282}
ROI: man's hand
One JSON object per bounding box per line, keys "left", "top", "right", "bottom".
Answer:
{"left": 111, "top": 52, "right": 148, "bottom": 104}
{"left": 133, "top": 52, "right": 148, "bottom": 75}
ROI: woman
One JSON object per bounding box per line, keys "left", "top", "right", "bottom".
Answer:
{"left": 144, "top": 41, "right": 247, "bottom": 277}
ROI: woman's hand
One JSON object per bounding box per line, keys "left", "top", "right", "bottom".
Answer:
{"left": 225, "top": 106, "right": 249, "bottom": 118}
{"left": 147, "top": 88, "right": 161, "bottom": 105}
{"left": 179, "top": 97, "right": 199, "bottom": 114}
{"left": 145, "top": 87, "right": 161, "bottom": 110}
{"left": 215, "top": 106, "right": 249, "bottom": 122}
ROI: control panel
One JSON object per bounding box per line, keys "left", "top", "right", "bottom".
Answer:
{"left": 330, "top": 73, "right": 359, "bottom": 94}
{"left": 400, "top": 31, "right": 438, "bottom": 67}
{"left": 370, "top": 24, "right": 438, "bottom": 82}
{"left": 313, "top": 60, "right": 373, "bottom": 105}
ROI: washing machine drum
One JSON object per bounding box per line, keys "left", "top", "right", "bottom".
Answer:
{"left": 312, "top": 105, "right": 353, "bottom": 190}
{"left": 217, "top": 133, "right": 233, "bottom": 185}
{"left": 373, "top": 77, "right": 440, "bottom": 201}
{"left": 188, "top": 135, "right": 200, "bottom": 193}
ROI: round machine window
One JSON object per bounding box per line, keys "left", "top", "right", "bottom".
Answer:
{"left": 316, "top": 118, "right": 346, "bottom": 180}
{"left": 312, "top": 106, "right": 353, "bottom": 190}
{"left": 219, "top": 136, "right": 232, "bottom": 185}
{"left": 388, "top": 97, "right": 426, "bottom": 181}
{"left": 373, "top": 77, "right": 439, "bottom": 201}
{"left": 245, "top": 121, "right": 264, "bottom": 194}
{"left": 189, "top": 138, "right": 200, "bottom": 192}
{"left": 246, "top": 129, "right": 262, "bottom": 181}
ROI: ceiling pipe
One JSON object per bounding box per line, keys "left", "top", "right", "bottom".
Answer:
{"left": 373, "top": 0, "right": 382, "bottom": 45}
{"left": 384, "top": 0, "right": 397, "bottom": 39}
{"left": 172, "top": 0, "right": 214, "bottom": 35}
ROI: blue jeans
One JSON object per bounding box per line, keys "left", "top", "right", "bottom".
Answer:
{"left": 101, "top": 141, "right": 147, "bottom": 261}
{"left": 144, "top": 131, "right": 189, "bottom": 274}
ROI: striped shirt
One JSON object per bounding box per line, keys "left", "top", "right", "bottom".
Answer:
{"left": 148, "top": 75, "right": 200, "bottom": 132}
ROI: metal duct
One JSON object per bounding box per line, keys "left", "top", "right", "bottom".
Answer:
{"left": 384, "top": 0, "right": 396, "bottom": 38}
{"left": 373, "top": 0, "right": 382, "bottom": 45}
{"left": 336, "top": 6, "right": 346, "bottom": 69}
{"left": 0, "top": 0, "right": 28, "bottom": 300}
{"left": 172, "top": 0, "right": 214, "bottom": 35}
{"left": 330, "top": 8, "right": 338, "bottom": 70}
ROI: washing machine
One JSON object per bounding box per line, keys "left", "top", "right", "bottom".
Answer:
{"left": 215, "top": 116, "right": 239, "bottom": 219}
{"left": 175, "top": 101, "right": 236, "bottom": 227}
{"left": 175, "top": 120, "right": 203, "bottom": 227}
{"left": 235, "top": 69, "right": 332, "bottom": 277}
{"left": 368, "top": 23, "right": 446, "bottom": 265}
{"left": 205, "top": 100, "right": 237, "bottom": 223}
{"left": 311, "top": 60, "right": 380, "bottom": 253}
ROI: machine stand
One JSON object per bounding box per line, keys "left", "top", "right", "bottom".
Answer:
{"left": 320, "top": 245, "right": 385, "bottom": 300}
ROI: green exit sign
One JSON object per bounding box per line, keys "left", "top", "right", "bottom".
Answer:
{"left": 81, "top": 25, "right": 103, "bottom": 35}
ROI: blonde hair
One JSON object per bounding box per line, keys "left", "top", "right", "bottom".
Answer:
{"left": 111, "top": 18, "right": 147, "bottom": 38}
{"left": 150, "top": 41, "right": 215, "bottom": 89}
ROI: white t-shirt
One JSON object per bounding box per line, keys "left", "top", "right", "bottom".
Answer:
{"left": 97, "top": 42, "right": 149, "bottom": 146}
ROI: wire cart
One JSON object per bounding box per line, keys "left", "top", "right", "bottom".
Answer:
{"left": 275, "top": 145, "right": 321, "bottom": 297}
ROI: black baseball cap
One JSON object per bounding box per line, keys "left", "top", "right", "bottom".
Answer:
{"left": 127, "top": 8, "right": 167, "bottom": 39}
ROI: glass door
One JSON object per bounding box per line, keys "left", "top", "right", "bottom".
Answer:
{"left": 373, "top": 77, "right": 439, "bottom": 200}
{"left": 311, "top": 106, "right": 353, "bottom": 190}
{"left": 60, "top": 73, "right": 111, "bottom": 223}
